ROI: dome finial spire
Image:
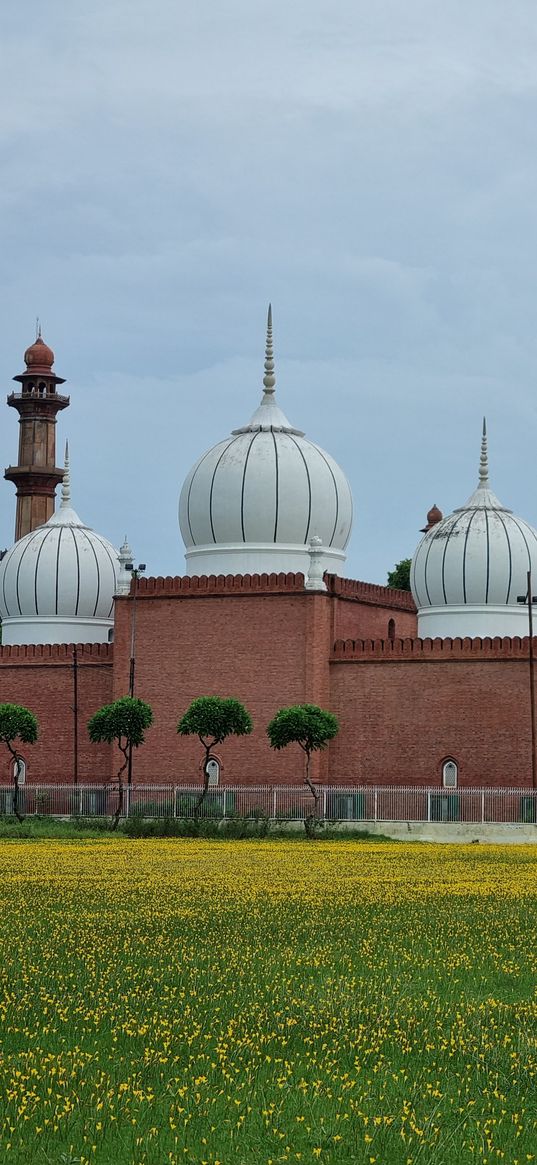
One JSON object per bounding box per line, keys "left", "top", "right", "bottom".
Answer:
{"left": 232, "top": 304, "right": 303, "bottom": 434}
{"left": 263, "top": 303, "right": 275, "bottom": 395}
{"left": 61, "top": 440, "right": 71, "bottom": 508}
{"left": 479, "top": 416, "right": 489, "bottom": 487}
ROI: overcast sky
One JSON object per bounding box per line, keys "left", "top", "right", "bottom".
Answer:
{"left": 2, "top": 1, "right": 537, "bottom": 583}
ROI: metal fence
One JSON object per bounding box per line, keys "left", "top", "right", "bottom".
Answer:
{"left": 0, "top": 785, "right": 536, "bottom": 824}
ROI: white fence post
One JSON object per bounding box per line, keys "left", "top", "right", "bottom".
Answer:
{"left": 374, "top": 789, "right": 378, "bottom": 822}
{"left": 223, "top": 788, "right": 227, "bottom": 818}
{"left": 481, "top": 789, "right": 485, "bottom": 823}
{"left": 272, "top": 788, "right": 277, "bottom": 819}
{"left": 427, "top": 791, "right": 431, "bottom": 823}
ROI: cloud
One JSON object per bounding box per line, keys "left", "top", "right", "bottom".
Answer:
{"left": 2, "top": 1, "right": 537, "bottom": 586}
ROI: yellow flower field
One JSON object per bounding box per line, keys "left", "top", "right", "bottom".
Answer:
{"left": 0, "top": 839, "right": 536, "bottom": 1164}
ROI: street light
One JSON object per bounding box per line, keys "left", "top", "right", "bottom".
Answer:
{"left": 517, "top": 569, "right": 537, "bottom": 790}
{"left": 72, "top": 645, "right": 79, "bottom": 786}
{"left": 125, "top": 562, "right": 146, "bottom": 786}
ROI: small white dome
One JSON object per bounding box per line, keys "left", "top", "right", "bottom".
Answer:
{"left": 0, "top": 450, "right": 120, "bottom": 645}
{"left": 411, "top": 422, "right": 537, "bottom": 638}
{"left": 179, "top": 308, "right": 353, "bottom": 577}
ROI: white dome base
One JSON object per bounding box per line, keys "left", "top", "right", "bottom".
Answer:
{"left": 417, "top": 605, "right": 533, "bottom": 640}
{"left": 184, "top": 542, "right": 346, "bottom": 578}
{"left": 1, "top": 616, "right": 114, "bottom": 646}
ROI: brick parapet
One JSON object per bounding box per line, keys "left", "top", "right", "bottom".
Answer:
{"left": 134, "top": 572, "right": 306, "bottom": 597}
{"left": 0, "top": 643, "right": 112, "bottom": 666}
{"left": 129, "top": 572, "right": 416, "bottom": 611}
{"left": 332, "top": 635, "right": 535, "bottom": 661}
{"left": 326, "top": 575, "right": 416, "bottom": 611}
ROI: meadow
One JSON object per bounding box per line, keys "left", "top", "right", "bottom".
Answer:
{"left": 0, "top": 840, "right": 535, "bottom": 1165}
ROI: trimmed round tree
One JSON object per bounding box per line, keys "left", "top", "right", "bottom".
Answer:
{"left": 267, "top": 704, "right": 339, "bottom": 831}
{"left": 88, "top": 696, "right": 153, "bottom": 828}
{"left": 177, "top": 696, "right": 253, "bottom": 814}
{"left": 0, "top": 703, "right": 38, "bottom": 823}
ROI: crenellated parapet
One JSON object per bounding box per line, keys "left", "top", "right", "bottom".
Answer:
{"left": 123, "top": 571, "right": 418, "bottom": 606}
{"left": 132, "top": 572, "right": 307, "bottom": 597}
{"left": 0, "top": 642, "right": 112, "bottom": 665}
{"left": 326, "top": 575, "right": 416, "bottom": 611}
{"left": 332, "top": 635, "right": 534, "bottom": 661}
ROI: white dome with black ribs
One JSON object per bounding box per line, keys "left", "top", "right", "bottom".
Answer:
{"left": 411, "top": 421, "right": 537, "bottom": 638}
{"left": 0, "top": 449, "right": 120, "bottom": 645}
{"left": 179, "top": 308, "right": 353, "bottom": 578}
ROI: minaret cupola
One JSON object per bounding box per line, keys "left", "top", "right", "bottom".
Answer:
{"left": 4, "top": 327, "right": 70, "bottom": 541}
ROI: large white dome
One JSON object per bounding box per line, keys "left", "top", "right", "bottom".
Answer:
{"left": 411, "top": 422, "right": 537, "bottom": 638}
{"left": 0, "top": 452, "right": 120, "bottom": 645}
{"left": 179, "top": 309, "right": 353, "bottom": 577}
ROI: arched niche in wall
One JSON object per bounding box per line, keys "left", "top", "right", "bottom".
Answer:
{"left": 441, "top": 758, "right": 458, "bottom": 788}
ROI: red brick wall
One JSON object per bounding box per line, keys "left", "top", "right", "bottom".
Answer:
{"left": 327, "top": 576, "right": 417, "bottom": 642}
{"left": 332, "top": 597, "right": 417, "bottom": 642}
{"left": 0, "top": 644, "right": 113, "bottom": 783}
{"left": 113, "top": 580, "right": 333, "bottom": 786}
{"left": 1, "top": 575, "right": 533, "bottom": 793}
{"left": 329, "top": 640, "right": 533, "bottom": 787}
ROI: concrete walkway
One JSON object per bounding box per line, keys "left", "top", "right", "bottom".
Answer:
{"left": 336, "top": 820, "right": 537, "bottom": 844}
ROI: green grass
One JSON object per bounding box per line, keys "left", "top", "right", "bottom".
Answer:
{"left": 0, "top": 814, "right": 391, "bottom": 841}
{"left": 0, "top": 815, "right": 113, "bottom": 839}
{"left": 0, "top": 839, "right": 535, "bottom": 1164}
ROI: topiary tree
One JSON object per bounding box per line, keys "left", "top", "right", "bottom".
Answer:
{"left": 267, "top": 704, "right": 339, "bottom": 836}
{"left": 177, "top": 696, "right": 253, "bottom": 815}
{"left": 387, "top": 558, "right": 412, "bottom": 591}
{"left": 88, "top": 696, "right": 153, "bottom": 829}
{"left": 0, "top": 703, "right": 38, "bottom": 823}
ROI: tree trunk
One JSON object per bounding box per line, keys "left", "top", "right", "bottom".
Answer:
{"left": 303, "top": 749, "right": 321, "bottom": 839}
{"left": 112, "top": 745, "right": 129, "bottom": 831}
{"left": 195, "top": 741, "right": 212, "bottom": 819}
{"left": 7, "top": 745, "right": 24, "bottom": 824}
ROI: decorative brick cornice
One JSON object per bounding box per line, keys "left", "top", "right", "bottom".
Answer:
{"left": 325, "top": 575, "right": 416, "bottom": 611}
{"left": 132, "top": 572, "right": 307, "bottom": 597}
{"left": 332, "top": 635, "right": 535, "bottom": 661}
{"left": 126, "top": 572, "right": 417, "bottom": 607}
{"left": 0, "top": 643, "right": 112, "bottom": 665}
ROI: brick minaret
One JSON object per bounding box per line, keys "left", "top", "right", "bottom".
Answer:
{"left": 4, "top": 331, "right": 70, "bottom": 541}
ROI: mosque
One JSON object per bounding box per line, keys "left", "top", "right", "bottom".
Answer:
{"left": 0, "top": 313, "right": 536, "bottom": 790}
